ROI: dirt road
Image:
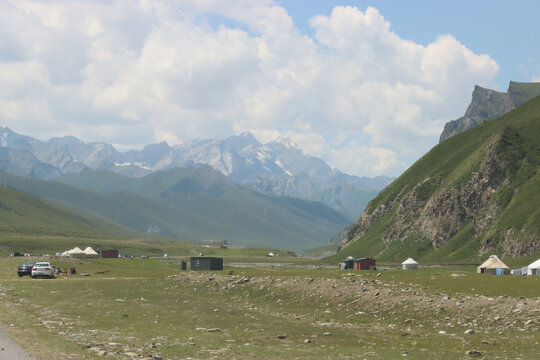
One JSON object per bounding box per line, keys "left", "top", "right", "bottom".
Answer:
{"left": 0, "top": 326, "right": 36, "bottom": 360}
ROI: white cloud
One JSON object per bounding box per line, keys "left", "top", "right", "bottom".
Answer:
{"left": 0, "top": 1, "right": 499, "bottom": 177}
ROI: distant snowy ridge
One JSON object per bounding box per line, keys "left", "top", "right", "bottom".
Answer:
{"left": 0, "top": 126, "right": 392, "bottom": 217}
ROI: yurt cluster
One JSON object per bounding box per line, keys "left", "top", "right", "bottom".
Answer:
{"left": 477, "top": 255, "right": 540, "bottom": 276}
{"left": 58, "top": 247, "right": 99, "bottom": 258}
{"left": 339, "top": 254, "right": 540, "bottom": 275}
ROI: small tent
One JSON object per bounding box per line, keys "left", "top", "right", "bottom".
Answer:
{"left": 67, "top": 247, "right": 85, "bottom": 258}
{"left": 527, "top": 259, "right": 540, "bottom": 276}
{"left": 477, "top": 255, "right": 510, "bottom": 275}
{"left": 402, "top": 258, "right": 418, "bottom": 270}
{"left": 83, "top": 247, "right": 99, "bottom": 258}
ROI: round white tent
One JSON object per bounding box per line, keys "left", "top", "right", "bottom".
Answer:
{"left": 402, "top": 258, "right": 418, "bottom": 270}
{"left": 83, "top": 247, "right": 99, "bottom": 258}
{"left": 527, "top": 259, "right": 540, "bottom": 276}
{"left": 67, "top": 247, "right": 85, "bottom": 258}
{"left": 477, "top": 255, "right": 510, "bottom": 275}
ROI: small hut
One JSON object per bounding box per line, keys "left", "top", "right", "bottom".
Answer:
{"left": 527, "top": 259, "right": 540, "bottom": 276}
{"left": 100, "top": 249, "right": 119, "bottom": 258}
{"left": 477, "top": 255, "right": 510, "bottom": 275}
{"left": 354, "top": 258, "right": 376, "bottom": 270}
{"left": 402, "top": 258, "right": 418, "bottom": 270}
{"left": 340, "top": 256, "right": 355, "bottom": 270}
{"left": 190, "top": 257, "right": 223, "bottom": 271}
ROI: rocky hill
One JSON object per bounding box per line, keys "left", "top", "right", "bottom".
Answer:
{"left": 439, "top": 81, "right": 540, "bottom": 142}
{"left": 338, "top": 94, "right": 540, "bottom": 262}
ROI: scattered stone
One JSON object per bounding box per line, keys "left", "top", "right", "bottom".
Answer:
{"left": 465, "top": 350, "right": 482, "bottom": 357}
{"left": 438, "top": 331, "right": 447, "bottom": 335}
{"left": 464, "top": 329, "right": 475, "bottom": 335}
{"left": 207, "top": 328, "right": 220, "bottom": 332}
{"left": 304, "top": 339, "right": 312, "bottom": 343}
{"left": 277, "top": 335, "right": 287, "bottom": 339}
{"left": 404, "top": 319, "right": 413, "bottom": 323}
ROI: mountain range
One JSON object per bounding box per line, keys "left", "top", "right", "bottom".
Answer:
{"left": 439, "top": 81, "right": 540, "bottom": 142}
{"left": 0, "top": 126, "right": 390, "bottom": 217}
{"left": 0, "top": 165, "right": 351, "bottom": 250}
{"left": 336, "top": 92, "right": 540, "bottom": 262}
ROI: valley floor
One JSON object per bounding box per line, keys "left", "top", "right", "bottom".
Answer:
{"left": 0, "top": 258, "right": 538, "bottom": 359}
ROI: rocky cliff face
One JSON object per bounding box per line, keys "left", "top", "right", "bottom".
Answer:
{"left": 340, "top": 113, "right": 540, "bottom": 260}
{"left": 439, "top": 81, "right": 540, "bottom": 142}
{"left": 439, "top": 86, "right": 505, "bottom": 142}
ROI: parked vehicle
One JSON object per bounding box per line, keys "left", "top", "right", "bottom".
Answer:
{"left": 17, "top": 261, "right": 36, "bottom": 277}
{"left": 31, "top": 262, "right": 55, "bottom": 278}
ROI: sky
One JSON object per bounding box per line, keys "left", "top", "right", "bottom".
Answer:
{"left": 1, "top": 0, "right": 539, "bottom": 177}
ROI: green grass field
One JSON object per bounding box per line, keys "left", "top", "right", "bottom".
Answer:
{"left": 0, "top": 254, "right": 538, "bottom": 359}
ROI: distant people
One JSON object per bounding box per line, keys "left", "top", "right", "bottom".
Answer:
{"left": 228, "top": 270, "right": 234, "bottom": 275}
{"left": 70, "top": 267, "right": 76, "bottom": 275}
{"left": 63, "top": 268, "right": 68, "bottom": 275}
{"left": 56, "top": 268, "right": 63, "bottom": 276}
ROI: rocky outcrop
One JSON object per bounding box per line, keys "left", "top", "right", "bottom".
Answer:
{"left": 440, "top": 86, "right": 506, "bottom": 142}
{"left": 439, "top": 81, "right": 540, "bottom": 142}
{"left": 340, "top": 131, "right": 537, "bottom": 258}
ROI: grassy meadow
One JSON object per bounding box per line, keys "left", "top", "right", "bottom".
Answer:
{"left": 0, "top": 252, "right": 539, "bottom": 359}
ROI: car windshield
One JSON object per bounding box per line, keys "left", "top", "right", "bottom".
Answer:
{"left": 34, "top": 263, "right": 50, "bottom": 267}
{"left": 23, "top": 262, "right": 35, "bottom": 266}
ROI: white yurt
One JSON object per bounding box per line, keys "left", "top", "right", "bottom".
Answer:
{"left": 527, "top": 259, "right": 540, "bottom": 276}
{"left": 83, "top": 247, "right": 99, "bottom": 258}
{"left": 477, "top": 255, "right": 510, "bottom": 275}
{"left": 402, "top": 258, "right": 418, "bottom": 270}
{"left": 67, "top": 247, "right": 85, "bottom": 258}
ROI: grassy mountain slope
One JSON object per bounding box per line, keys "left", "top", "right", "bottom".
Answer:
{"left": 5, "top": 168, "right": 350, "bottom": 250}
{"left": 0, "top": 185, "right": 138, "bottom": 239}
{"left": 507, "top": 81, "right": 540, "bottom": 106}
{"left": 334, "top": 95, "right": 540, "bottom": 263}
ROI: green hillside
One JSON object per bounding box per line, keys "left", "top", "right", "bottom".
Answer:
{"left": 507, "top": 81, "right": 540, "bottom": 106}
{"left": 334, "top": 94, "right": 540, "bottom": 263}
{"left": 3, "top": 168, "right": 350, "bottom": 250}
{"left": 0, "top": 185, "right": 137, "bottom": 240}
